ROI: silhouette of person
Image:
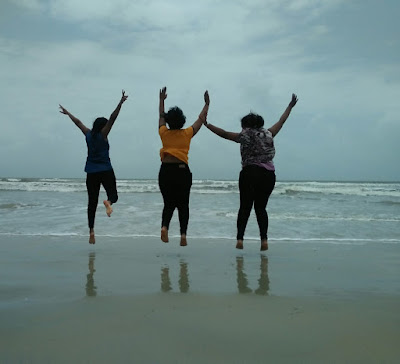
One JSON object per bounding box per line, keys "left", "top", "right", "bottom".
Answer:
{"left": 204, "top": 93, "right": 298, "bottom": 250}
{"left": 161, "top": 260, "right": 190, "bottom": 293}
{"left": 158, "top": 87, "right": 209, "bottom": 246}
{"left": 85, "top": 252, "right": 97, "bottom": 297}
{"left": 236, "top": 255, "right": 269, "bottom": 295}
{"left": 59, "top": 90, "right": 128, "bottom": 244}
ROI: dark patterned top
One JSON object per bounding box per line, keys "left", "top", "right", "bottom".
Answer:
{"left": 85, "top": 131, "right": 112, "bottom": 173}
{"left": 238, "top": 128, "right": 275, "bottom": 170}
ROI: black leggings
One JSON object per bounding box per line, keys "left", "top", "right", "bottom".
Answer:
{"left": 158, "top": 163, "right": 192, "bottom": 235}
{"left": 86, "top": 169, "right": 118, "bottom": 229}
{"left": 237, "top": 165, "right": 276, "bottom": 241}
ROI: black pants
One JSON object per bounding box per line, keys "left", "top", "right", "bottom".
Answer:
{"left": 86, "top": 169, "right": 118, "bottom": 229}
{"left": 158, "top": 163, "right": 192, "bottom": 235}
{"left": 237, "top": 165, "right": 276, "bottom": 240}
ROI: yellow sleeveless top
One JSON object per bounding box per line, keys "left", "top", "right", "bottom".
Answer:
{"left": 159, "top": 125, "right": 194, "bottom": 164}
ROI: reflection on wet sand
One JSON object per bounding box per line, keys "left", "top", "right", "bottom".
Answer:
{"left": 161, "top": 260, "right": 189, "bottom": 293}
{"left": 85, "top": 252, "right": 97, "bottom": 297}
{"left": 236, "top": 255, "right": 269, "bottom": 295}
{"left": 161, "top": 266, "right": 172, "bottom": 292}
{"left": 236, "top": 256, "right": 252, "bottom": 294}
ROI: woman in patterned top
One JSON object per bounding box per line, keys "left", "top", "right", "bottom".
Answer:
{"left": 204, "top": 94, "right": 298, "bottom": 250}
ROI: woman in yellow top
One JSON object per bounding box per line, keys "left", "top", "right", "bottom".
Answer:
{"left": 158, "top": 86, "right": 209, "bottom": 246}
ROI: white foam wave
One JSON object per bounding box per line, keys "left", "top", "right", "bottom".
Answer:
{"left": 0, "top": 178, "right": 399, "bottom": 198}
{"left": 274, "top": 181, "right": 400, "bottom": 198}
{"left": 271, "top": 214, "right": 400, "bottom": 223}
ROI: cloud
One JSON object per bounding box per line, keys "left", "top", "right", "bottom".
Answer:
{"left": 1, "top": 0, "right": 399, "bottom": 180}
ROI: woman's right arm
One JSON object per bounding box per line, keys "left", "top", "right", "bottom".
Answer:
{"left": 204, "top": 121, "right": 240, "bottom": 142}
{"left": 159, "top": 87, "right": 167, "bottom": 128}
{"left": 59, "top": 105, "right": 90, "bottom": 135}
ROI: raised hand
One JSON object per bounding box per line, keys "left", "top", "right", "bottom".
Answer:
{"left": 59, "top": 105, "right": 69, "bottom": 115}
{"left": 120, "top": 90, "right": 128, "bottom": 104}
{"left": 289, "top": 93, "right": 298, "bottom": 107}
{"left": 160, "top": 87, "right": 167, "bottom": 101}
{"left": 204, "top": 90, "right": 210, "bottom": 105}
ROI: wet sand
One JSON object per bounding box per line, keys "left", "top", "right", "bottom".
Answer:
{"left": 1, "top": 235, "right": 399, "bottom": 363}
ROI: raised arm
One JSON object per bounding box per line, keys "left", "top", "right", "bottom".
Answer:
{"left": 268, "top": 93, "right": 298, "bottom": 137}
{"left": 204, "top": 122, "right": 240, "bottom": 142}
{"left": 192, "top": 90, "right": 210, "bottom": 136}
{"left": 159, "top": 86, "right": 167, "bottom": 128}
{"left": 101, "top": 90, "right": 128, "bottom": 138}
{"left": 59, "top": 105, "right": 90, "bottom": 135}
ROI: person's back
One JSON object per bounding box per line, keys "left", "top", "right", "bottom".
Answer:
{"left": 85, "top": 132, "right": 112, "bottom": 173}
{"left": 239, "top": 127, "right": 275, "bottom": 169}
{"left": 159, "top": 126, "right": 193, "bottom": 165}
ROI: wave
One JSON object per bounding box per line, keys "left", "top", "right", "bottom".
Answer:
{"left": 0, "top": 203, "right": 38, "bottom": 209}
{"left": 271, "top": 214, "right": 400, "bottom": 223}
{"left": 0, "top": 178, "right": 399, "bottom": 198}
{"left": 379, "top": 200, "right": 400, "bottom": 206}
{"left": 274, "top": 181, "right": 400, "bottom": 198}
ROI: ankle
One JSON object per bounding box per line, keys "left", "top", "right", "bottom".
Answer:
{"left": 260, "top": 239, "right": 268, "bottom": 251}
{"left": 180, "top": 234, "right": 187, "bottom": 246}
{"left": 161, "top": 226, "right": 169, "bottom": 243}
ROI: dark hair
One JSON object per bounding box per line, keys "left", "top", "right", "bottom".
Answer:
{"left": 165, "top": 106, "right": 186, "bottom": 130}
{"left": 91, "top": 117, "right": 108, "bottom": 135}
{"left": 241, "top": 112, "right": 264, "bottom": 129}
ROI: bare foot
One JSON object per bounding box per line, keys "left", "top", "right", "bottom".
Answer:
{"left": 260, "top": 239, "right": 268, "bottom": 251}
{"left": 161, "top": 226, "right": 169, "bottom": 243}
{"left": 89, "top": 231, "right": 95, "bottom": 244}
{"left": 236, "top": 240, "right": 243, "bottom": 249}
{"left": 103, "top": 200, "right": 113, "bottom": 217}
{"left": 180, "top": 235, "right": 187, "bottom": 247}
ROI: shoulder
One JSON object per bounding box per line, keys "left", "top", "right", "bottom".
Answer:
{"left": 159, "top": 125, "right": 168, "bottom": 136}
{"left": 238, "top": 128, "right": 248, "bottom": 141}
{"left": 264, "top": 128, "right": 273, "bottom": 138}
{"left": 185, "top": 126, "right": 194, "bottom": 138}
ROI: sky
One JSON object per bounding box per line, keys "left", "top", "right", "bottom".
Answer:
{"left": 0, "top": 0, "right": 399, "bottom": 181}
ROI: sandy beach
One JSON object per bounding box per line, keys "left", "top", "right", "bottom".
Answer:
{"left": 1, "top": 235, "right": 399, "bottom": 363}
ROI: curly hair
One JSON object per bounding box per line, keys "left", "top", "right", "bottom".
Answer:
{"left": 241, "top": 113, "right": 264, "bottom": 129}
{"left": 165, "top": 106, "right": 186, "bottom": 130}
{"left": 91, "top": 117, "right": 108, "bottom": 135}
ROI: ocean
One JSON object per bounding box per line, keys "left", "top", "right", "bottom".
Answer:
{"left": 0, "top": 178, "right": 399, "bottom": 245}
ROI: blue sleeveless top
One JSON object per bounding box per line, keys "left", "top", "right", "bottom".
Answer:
{"left": 84, "top": 131, "right": 112, "bottom": 173}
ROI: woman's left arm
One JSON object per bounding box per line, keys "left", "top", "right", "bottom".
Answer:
{"left": 268, "top": 93, "right": 298, "bottom": 137}
{"left": 192, "top": 90, "right": 210, "bottom": 136}
{"left": 101, "top": 90, "right": 128, "bottom": 138}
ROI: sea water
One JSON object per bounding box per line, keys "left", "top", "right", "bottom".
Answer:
{"left": 0, "top": 178, "right": 399, "bottom": 245}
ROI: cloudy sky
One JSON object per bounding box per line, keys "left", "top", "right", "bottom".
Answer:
{"left": 1, "top": 0, "right": 399, "bottom": 181}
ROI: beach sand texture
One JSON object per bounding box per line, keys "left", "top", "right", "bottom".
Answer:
{"left": 1, "top": 235, "right": 399, "bottom": 363}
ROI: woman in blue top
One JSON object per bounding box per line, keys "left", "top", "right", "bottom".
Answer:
{"left": 59, "top": 90, "right": 128, "bottom": 244}
{"left": 204, "top": 93, "right": 298, "bottom": 251}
